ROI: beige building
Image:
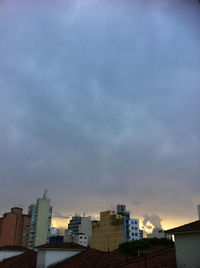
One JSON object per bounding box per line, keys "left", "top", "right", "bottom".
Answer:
{"left": 91, "top": 211, "right": 125, "bottom": 252}
{"left": 28, "top": 191, "right": 52, "bottom": 248}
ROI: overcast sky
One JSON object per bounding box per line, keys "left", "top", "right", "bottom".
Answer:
{"left": 0, "top": 0, "right": 200, "bottom": 230}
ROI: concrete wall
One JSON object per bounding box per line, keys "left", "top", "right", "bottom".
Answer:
{"left": 175, "top": 232, "right": 200, "bottom": 268}
{"left": 36, "top": 249, "right": 82, "bottom": 268}
{"left": 0, "top": 250, "right": 24, "bottom": 262}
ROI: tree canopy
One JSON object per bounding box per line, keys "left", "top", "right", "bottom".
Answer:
{"left": 116, "top": 238, "right": 174, "bottom": 256}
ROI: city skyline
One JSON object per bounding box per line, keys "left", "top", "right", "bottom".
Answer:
{"left": 1, "top": 0, "right": 200, "bottom": 232}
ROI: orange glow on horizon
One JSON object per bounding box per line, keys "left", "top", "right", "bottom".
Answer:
{"left": 51, "top": 214, "right": 195, "bottom": 232}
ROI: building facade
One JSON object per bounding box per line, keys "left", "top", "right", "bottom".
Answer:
{"left": 147, "top": 228, "right": 171, "bottom": 239}
{"left": 74, "top": 233, "right": 88, "bottom": 247}
{"left": 64, "top": 215, "right": 91, "bottom": 247}
{"left": 28, "top": 191, "right": 52, "bottom": 248}
{"left": 78, "top": 217, "right": 92, "bottom": 246}
{"left": 91, "top": 205, "right": 142, "bottom": 252}
{"left": 0, "top": 207, "right": 30, "bottom": 247}
{"left": 91, "top": 210, "right": 125, "bottom": 251}
{"left": 68, "top": 215, "right": 82, "bottom": 234}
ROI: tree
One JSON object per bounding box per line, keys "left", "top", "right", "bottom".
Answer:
{"left": 116, "top": 238, "right": 174, "bottom": 256}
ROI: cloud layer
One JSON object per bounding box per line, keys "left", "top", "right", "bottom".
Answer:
{"left": 0, "top": 0, "right": 200, "bottom": 227}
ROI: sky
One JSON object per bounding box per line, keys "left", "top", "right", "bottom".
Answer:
{"left": 0, "top": 0, "right": 200, "bottom": 231}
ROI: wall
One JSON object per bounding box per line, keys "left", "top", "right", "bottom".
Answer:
{"left": 36, "top": 249, "right": 82, "bottom": 268}
{"left": 0, "top": 214, "right": 17, "bottom": 246}
{"left": 0, "top": 250, "right": 24, "bottom": 262}
{"left": 175, "top": 232, "right": 200, "bottom": 268}
{"left": 92, "top": 211, "right": 125, "bottom": 252}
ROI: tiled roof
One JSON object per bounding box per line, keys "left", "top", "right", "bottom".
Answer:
{"left": 37, "top": 242, "right": 87, "bottom": 250}
{"left": 51, "top": 247, "right": 176, "bottom": 268}
{"left": 165, "top": 220, "right": 200, "bottom": 234}
{"left": 0, "top": 246, "right": 176, "bottom": 268}
{"left": 113, "top": 248, "right": 176, "bottom": 268}
{"left": 138, "top": 245, "right": 167, "bottom": 255}
{"left": 0, "top": 250, "right": 37, "bottom": 268}
{"left": 51, "top": 248, "right": 136, "bottom": 268}
{"left": 0, "top": 246, "right": 28, "bottom": 251}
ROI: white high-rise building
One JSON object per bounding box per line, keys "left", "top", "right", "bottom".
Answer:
{"left": 127, "top": 218, "right": 140, "bottom": 241}
{"left": 28, "top": 190, "right": 52, "bottom": 248}
{"left": 197, "top": 205, "right": 200, "bottom": 220}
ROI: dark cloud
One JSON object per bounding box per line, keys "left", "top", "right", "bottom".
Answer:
{"left": 0, "top": 0, "right": 200, "bottom": 226}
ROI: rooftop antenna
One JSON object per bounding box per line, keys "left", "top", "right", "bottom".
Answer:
{"left": 43, "top": 189, "right": 48, "bottom": 200}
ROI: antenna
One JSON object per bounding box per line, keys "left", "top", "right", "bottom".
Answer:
{"left": 43, "top": 189, "right": 48, "bottom": 199}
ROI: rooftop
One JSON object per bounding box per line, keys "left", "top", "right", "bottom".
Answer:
{"left": 0, "top": 246, "right": 28, "bottom": 251}
{"left": 113, "top": 247, "right": 176, "bottom": 268}
{"left": 51, "top": 248, "right": 136, "bottom": 268}
{"left": 0, "top": 250, "right": 36, "bottom": 268}
{"left": 165, "top": 220, "right": 200, "bottom": 234}
{"left": 37, "top": 242, "right": 87, "bottom": 250}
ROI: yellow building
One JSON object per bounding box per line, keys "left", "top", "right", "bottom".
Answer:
{"left": 91, "top": 211, "right": 125, "bottom": 252}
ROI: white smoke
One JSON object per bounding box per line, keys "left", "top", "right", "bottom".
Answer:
{"left": 143, "top": 214, "right": 162, "bottom": 230}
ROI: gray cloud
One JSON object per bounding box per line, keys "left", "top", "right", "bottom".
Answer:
{"left": 0, "top": 0, "right": 200, "bottom": 225}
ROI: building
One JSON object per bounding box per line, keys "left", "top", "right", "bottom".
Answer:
{"left": 65, "top": 215, "right": 92, "bottom": 247}
{"left": 28, "top": 191, "right": 52, "bottom": 248}
{"left": 126, "top": 218, "right": 140, "bottom": 241}
{"left": 36, "top": 242, "right": 86, "bottom": 268}
{"left": 117, "top": 204, "right": 142, "bottom": 242}
{"left": 147, "top": 228, "right": 171, "bottom": 239}
{"left": 139, "top": 230, "right": 144, "bottom": 240}
{"left": 0, "top": 207, "right": 30, "bottom": 247}
{"left": 0, "top": 244, "right": 177, "bottom": 268}
{"left": 64, "top": 229, "right": 74, "bottom": 243}
{"left": 117, "top": 205, "right": 130, "bottom": 218}
{"left": 91, "top": 210, "right": 125, "bottom": 251}
{"left": 197, "top": 204, "right": 200, "bottom": 220}
{"left": 92, "top": 205, "right": 143, "bottom": 252}
{"left": 74, "top": 233, "right": 88, "bottom": 247}
{"left": 49, "top": 236, "right": 64, "bottom": 243}
{"left": 166, "top": 220, "right": 200, "bottom": 268}
{"left": 78, "top": 216, "right": 92, "bottom": 246}
{"left": 68, "top": 215, "right": 82, "bottom": 235}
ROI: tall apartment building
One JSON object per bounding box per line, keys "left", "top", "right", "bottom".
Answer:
{"left": 0, "top": 207, "right": 30, "bottom": 247}
{"left": 28, "top": 191, "right": 52, "bottom": 248}
{"left": 92, "top": 205, "right": 142, "bottom": 251}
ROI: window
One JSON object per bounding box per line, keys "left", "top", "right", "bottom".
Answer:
{"left": 135, "top": 233, "right": 138, "bottom": 236}
{"left": 135, "top": 227, "right": 137, "bottom": 230}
